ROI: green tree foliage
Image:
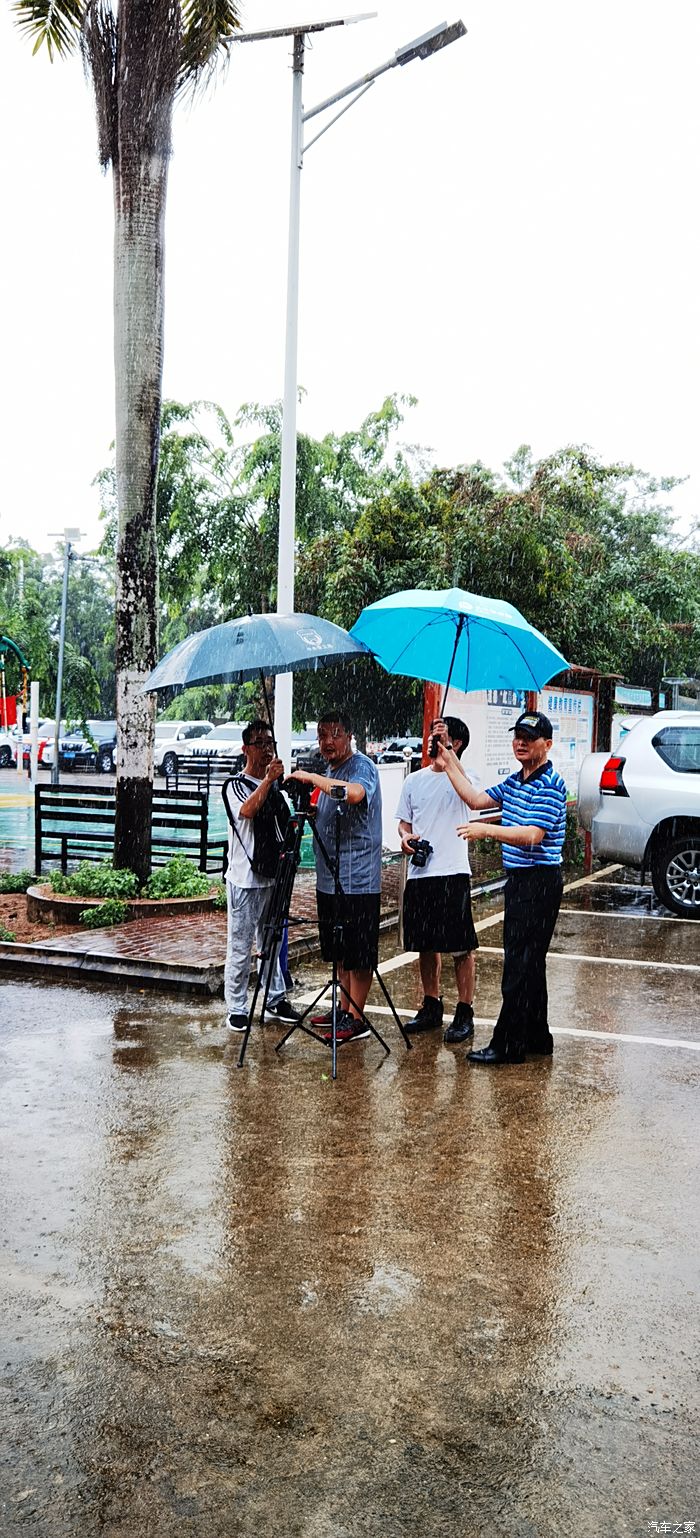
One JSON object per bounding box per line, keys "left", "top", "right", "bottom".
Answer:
{"left": 0, "top": 540, "right": 114, "bottom": 717}
{"left": 99, "top": 401, "right": 699, "bottom": 740}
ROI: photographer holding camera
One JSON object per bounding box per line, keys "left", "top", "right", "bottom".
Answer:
{"left": 396, "top": 716, "right": 479, "bottom": 1043}
{"left": 288, "top": 711, "right": 382, "bottom": 1043}
{"left": 222, "top": 720, "right": 304, "bottom": 1033}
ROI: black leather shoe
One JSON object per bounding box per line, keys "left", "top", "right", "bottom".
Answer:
{"left": 466, "top": 1045, "right": 525, "bottom": 1065}
{"left": 405, "top": 996, "right": 443, "bottom": 1034}
{"left": 443, "top": 1003, "right": 475, "bottom": 1044}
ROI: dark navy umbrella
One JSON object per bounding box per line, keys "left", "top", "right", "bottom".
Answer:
{"left": 350, "top": 587, "right": 568, "bottom": 711}
{"left": 143, "top": 612, "right": 371, "bottom": 739}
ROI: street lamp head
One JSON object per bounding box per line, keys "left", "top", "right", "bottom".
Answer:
{"left": 395, "top": 19, "right": 466, "bottom": 66}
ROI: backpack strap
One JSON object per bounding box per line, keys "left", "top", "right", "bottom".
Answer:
{"left": 221, "top": 776, "right": 256, "bottom": 868}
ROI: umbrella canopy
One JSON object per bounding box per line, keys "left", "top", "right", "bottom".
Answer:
{"left": 350, "top": 587, "right": 568, "bottom": 706}
{"left": 144, "top": 612, "right": 371, "bottom": 694}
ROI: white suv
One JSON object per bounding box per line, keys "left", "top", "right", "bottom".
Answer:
{"left": 154, "top": 720, "right": 213, "bottom": 776}
{"left": 578, "top": 711, "right": 700, "bottom": 917}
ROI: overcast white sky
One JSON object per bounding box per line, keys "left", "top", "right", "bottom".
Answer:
{"left": 1, "top": 0, "right": 698, "bottom": 556}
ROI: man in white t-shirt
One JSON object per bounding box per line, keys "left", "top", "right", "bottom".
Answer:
{"left": 222, "top": 720, "right": 303, "bottom": 1033}
{"left": 396, "top": 716, "right": 478, "bottom": 1044}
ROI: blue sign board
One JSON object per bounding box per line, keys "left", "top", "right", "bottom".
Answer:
{"left": 615, "top": 685, "right": 652, "bottom": 707}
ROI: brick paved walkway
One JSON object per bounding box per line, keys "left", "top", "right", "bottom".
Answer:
{"left": 26, "top": 865, "right": 402, "bottom": 978}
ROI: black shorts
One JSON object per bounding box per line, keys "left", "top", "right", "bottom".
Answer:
{"left": 402, "top": 874, "right": 478, "bottom": 955}
{"left": 316, "top": 890, "right": 381, "bottom": 971}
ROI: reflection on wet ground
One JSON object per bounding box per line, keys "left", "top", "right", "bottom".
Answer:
{"left": 1, "top": 872, "right": 699, "bottom": 1535}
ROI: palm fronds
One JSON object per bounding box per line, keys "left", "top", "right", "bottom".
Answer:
{"left": 12, "top": 0, "right": 85, "bottom": 59}
{"left": 80, "top": 0, "right": 117, "bottom": 166}
{"left": 178, "top": 0, "right": 241, "bottom": 94}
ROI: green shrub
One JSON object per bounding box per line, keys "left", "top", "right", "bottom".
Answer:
{"left": 0, "top": 871, "right": 36, "bottom": 893}
{"left": 46, "top": 871, "right": 70, "bottom": 893}
{"left": 0, "top": 925, "right": 17, "bottom": 942}
{"left": 211, "top": 881, "right": 227, "bottom": 911}
{"left": 49, "top": 861, "right": 139, "bottom": 900}
{"left": 142, "top": 856, "right": 211, "bottom": 900}
{"left": 79, "top": 899, "right": 128, "bottom": 928}
{"left": 564, "top": 803, "right": 585, "bottom": 868}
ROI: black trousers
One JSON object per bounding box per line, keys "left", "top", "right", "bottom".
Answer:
{"left": 491, "top": 865, "right": 564, "bottom": 1057}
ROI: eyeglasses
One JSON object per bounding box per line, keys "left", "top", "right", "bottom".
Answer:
{"left": 248, "top": 738, "right": 273, "bottom": 748}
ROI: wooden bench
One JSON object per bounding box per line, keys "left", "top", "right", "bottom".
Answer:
{"left": 34, "top": 783, "right": 225, "bottom": 876}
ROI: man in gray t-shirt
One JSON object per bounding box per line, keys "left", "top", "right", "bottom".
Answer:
{"left": 288, "top": 712, "right": 383, "bottom": 1043}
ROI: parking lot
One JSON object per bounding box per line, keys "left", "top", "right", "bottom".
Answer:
{"left": 1, "top": 861, "right": 698, "bottom": 1536}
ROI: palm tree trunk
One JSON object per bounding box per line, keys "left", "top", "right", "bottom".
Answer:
{"left": 112, "top": 142, "right": 169, "bottom": 881}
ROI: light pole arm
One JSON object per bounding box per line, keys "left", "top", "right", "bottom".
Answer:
{"left": 303, "top": 52, "right": 397, "bottom": 124}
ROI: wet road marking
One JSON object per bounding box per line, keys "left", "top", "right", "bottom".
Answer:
{"left": 361, "top": 1006, "right": 700, "bottom": 1052}
{"left": 296, "top": 866, "right": 631, "bottom": 1005}
{"left": 372, "top": 864, "right": 627, "bottom": 975}
{"left": 558, "top": 907, "right": 700, "bottom": 926}
{"left": 478, "top": 945, "right": 700, "bottom": 974}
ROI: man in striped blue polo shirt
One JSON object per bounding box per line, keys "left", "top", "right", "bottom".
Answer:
{"left": 438, "top": 710, "right": 566, "bottom": 1064}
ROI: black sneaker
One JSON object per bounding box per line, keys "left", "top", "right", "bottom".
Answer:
{"left": 226, "top": 1013, "right": 249, "bottom": 1033}
{"left": 264, "top": 999, "right": 304, "bottom": 1024}
{"left": 443, "top": 1002, "right": 475, "bottom": 1044}
{"left": 405, "top": 996, "right": 443, "bottom": 1034}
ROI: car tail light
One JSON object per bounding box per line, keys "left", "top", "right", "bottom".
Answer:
{"left": 600, "top": 755, "right": 628, "bottom": 795}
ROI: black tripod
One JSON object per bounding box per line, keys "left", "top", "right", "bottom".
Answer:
{"left": 235, "top": 810, "right": 311, "bottom": 1069}
{"left": 237, "top": 798, "right": 411, "bottom": 1079}
{"left": 276, "top": 797, "right": 411, "bottom": 1080}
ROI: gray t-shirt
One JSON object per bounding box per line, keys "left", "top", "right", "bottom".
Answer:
{"left": 314, "top": 752, "right": 383, "bottom": 895}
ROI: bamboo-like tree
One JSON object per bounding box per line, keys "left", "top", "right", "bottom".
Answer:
{"left": 12, "top": 0, "right": 240, "bottom": 880}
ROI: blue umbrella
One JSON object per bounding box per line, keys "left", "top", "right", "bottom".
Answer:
{"left": 143, "top": 611, "right": 371, "bottom": 740}
{"left": 350, "top": 587, "right": 568, "bottom": 710}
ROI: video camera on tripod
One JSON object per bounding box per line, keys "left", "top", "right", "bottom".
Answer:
{"left": 284, "top": 748, "right": 326, "bottom": 814}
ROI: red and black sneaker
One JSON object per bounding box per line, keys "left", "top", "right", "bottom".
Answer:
{"left": 309, "top": 1007, "right": 334, "bottom": 1027}
{"left": 321, "top": 1013, "right": 371, "bottom": 1044}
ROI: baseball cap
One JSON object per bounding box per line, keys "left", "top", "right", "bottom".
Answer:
{"left": 510, "top": 711, "right": 553, "bottom": 740}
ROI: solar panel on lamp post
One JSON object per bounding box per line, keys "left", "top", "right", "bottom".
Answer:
{"left": 231, "top": 17, "right": 467, "bottom": 768}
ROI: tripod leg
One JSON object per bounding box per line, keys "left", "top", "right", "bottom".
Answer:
{"left": 236, "top": 825, "right": 302, "bottom": 1067}
{"left": 372, "top": 968, "right": 413, "bottom": 1051}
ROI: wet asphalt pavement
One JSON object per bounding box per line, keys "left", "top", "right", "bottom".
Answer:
{"left": 1, "top": 869, "right": 699, "bottom": 1537}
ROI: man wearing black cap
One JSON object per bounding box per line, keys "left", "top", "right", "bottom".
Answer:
{"left": 437, "top": 710, "right": 567, "bottom": 1064}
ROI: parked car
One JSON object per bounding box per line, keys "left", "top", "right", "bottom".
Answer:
{"left": 55, "top": 720, "right": 118, "bottom": 773}
{"left": 578, "top": 711, "right": 700, "bottom": 917}
{"left": 154, "top": 720, "right": 214, "bottom": 777}
{"left": 377, "top": 736, "right": 424, "bottom": 767}
{"left": 0, "top": 730, "right": 16, "bottom": 768}
{"left": 190, "top": 722, "right": 246, "bottom": 763}
{"left": 20, "top": 720, "right": 67, "bottom": 769}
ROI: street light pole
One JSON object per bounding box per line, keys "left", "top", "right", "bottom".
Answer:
{"left": 49, "top": 527, "right": 83, "bottom": 785}
{"left": 232, "top": 16, "right": 467, "bottom": 766}
{"left": 274, "top": 29, "right": 306, "bottom": 751}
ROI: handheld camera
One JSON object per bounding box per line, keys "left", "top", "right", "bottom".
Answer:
{"left": 408, "top": 837, "right": 433, "bottom": 868}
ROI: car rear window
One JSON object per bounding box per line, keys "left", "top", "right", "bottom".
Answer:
{"left": 652, "top": 727, "right": 700, "bottom": 773}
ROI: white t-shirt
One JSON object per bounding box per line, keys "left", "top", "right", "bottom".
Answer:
{"left": 396, "top": 766, "right": 473, "bottom": 879}
{"left": 223, "top": 775, "right": 272, "bottom": 890}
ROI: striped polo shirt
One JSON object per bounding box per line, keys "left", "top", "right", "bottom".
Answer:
{"left": 485, "top": 761, "right": 567, "bottom": 869}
